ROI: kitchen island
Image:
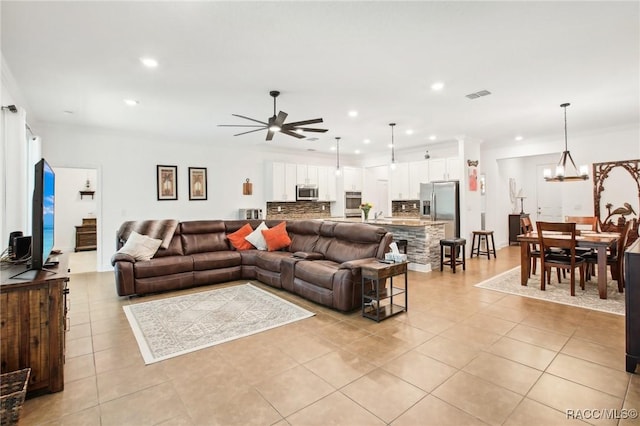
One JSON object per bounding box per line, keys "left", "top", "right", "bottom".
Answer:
{"left": 326, "top": 217, "right": 445, "bottom": 272}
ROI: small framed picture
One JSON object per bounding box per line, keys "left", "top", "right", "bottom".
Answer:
{"left": 157, "top": 165, "right": 178, "bottom": 200}
{"left": 188, "top": 167, "right": 207, "bottom": 200}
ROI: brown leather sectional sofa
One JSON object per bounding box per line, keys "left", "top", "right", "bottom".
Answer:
{"left": 111, "top": 219, "right": 393, "bottom": 311}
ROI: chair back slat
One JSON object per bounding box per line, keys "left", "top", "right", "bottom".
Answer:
{"left": 565, "top": 216, "right": 598, "bottom": 231}
{"left": 536, "top": 221, "right": 578, "bottom": 253}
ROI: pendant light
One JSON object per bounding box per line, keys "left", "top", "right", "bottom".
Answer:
{"left": 389, "top": 123, "right": 397, "bottom": 170}
{"left": 543, "top": 103, "right": 589, "bottom": 182}
{"left": 335, "top": 137, "right": 341, "bottom": 176}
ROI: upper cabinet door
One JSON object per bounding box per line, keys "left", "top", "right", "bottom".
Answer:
{"left": 428, "top": 158, "right": 446, "bottom": 182}
{"left": 446, "top": 157, "right": 461, "bottom": 181}
{"left": 389, "top": 162, "right": 409, "bottom": 200}
{"left": 343, "top": 167, "right": 363, "bottom": 191}
{"left": 409, "top": 160, "right": 429, "bottom": 199}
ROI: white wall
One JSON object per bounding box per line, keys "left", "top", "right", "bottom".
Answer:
{"left": 54, "top": 167, "right": 97, "bottom": 252}
{"left": 37, "top": 123, "right": 354, "bottom": 271}
{"left": 481, "top": 124, "right": 640, "bottom": 247}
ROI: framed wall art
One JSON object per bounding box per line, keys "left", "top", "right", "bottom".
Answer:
{"left": 189, "top": 167, "right": 207, "bottom": 200}
{"left": 157, "top": 165, "right": 178, "bottom": 200}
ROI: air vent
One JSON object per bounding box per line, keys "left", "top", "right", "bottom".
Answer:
{"left": 306, "top": 137, "right": 319, "bottom": 142}
{"left": 465, "top": 90, "right": 492, "bottom": 100}
{"left": 307, "top": 148, "right": 316, "bottom": 152}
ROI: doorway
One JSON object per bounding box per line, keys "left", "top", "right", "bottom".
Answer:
{"left": 54, "top": 167, "right": 99, "bottom": 273}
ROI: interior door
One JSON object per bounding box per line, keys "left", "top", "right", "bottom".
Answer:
{"left": 536, "top": 164, "right": 563, "bottom": 222}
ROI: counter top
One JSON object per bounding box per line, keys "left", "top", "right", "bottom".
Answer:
{"left": 326, "top": 217, "right": 446, "bottom": 227}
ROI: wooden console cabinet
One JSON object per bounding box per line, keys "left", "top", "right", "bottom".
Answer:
{"left": 1, "top": 255, "right": 69, "bottom": 395}
{"left": 75, "top": 217, "right": 97, "bottom": 251}
{"left": 509, "top": 213, "right": 529, "bottom": 245}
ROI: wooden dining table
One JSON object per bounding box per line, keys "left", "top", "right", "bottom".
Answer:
{"left": 517, "top": 231, "right": 620, "bottom": 299}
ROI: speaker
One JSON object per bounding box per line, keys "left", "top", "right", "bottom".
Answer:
{"left": 8, "top": 231, "right": 23, "bottom": 260}
{"left": 13, "top": 236, "right": 32, "bottom": 260}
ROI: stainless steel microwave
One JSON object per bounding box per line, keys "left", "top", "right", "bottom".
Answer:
{"left": 296, "top": 185, "right": 319, "bottom": 201}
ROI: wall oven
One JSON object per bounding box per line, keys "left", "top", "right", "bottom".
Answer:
{"left": 345, "top": 191, "right": 362, "bottom": 217}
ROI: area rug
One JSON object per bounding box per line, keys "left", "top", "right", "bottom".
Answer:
{"left": 123, "top": 283, "right": 315, "bottom": 364}
{"left": 474, "top": 267, "right": 624, "bottom": 316}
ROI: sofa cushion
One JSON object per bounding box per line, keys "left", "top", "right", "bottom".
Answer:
{"left": 262, "top": 222, "right": 291, "bottom": 251}
{"left": 117, "top": 231, "right": 163, "bottom": 261}
{"left": 287, "top": 220, "right": 321, "bottom": 252}
{"left": 134, "top": 256, "right": 193, "bottom": 279}
{"left": 192, "top": 251, "right": 241, "bottom": 271}
{"left": 227, "top": 223, "right": 255, "bottom": 251}
{"left": 256, "top": 251, "right": 294, "bottom": 272}
{"left": 294, "top": 260, "right": 339, "bottom": 290}
{"left": 181, "top": 220, "right": 229, "bottom": 254}
{"left": 246, "top": 222, "right": 269, "bottom": 250}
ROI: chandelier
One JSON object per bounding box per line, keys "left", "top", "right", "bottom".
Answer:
{"left": 543, "top": 103, "right": 589, "bottom": 182}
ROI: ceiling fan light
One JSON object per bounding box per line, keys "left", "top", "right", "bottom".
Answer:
{"left": 268, "top": 125, "right": 281, "bottom": 132}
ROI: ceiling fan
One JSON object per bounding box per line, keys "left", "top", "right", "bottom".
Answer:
{"left": 218, "top": 90, "right": 328, "bottom": 141}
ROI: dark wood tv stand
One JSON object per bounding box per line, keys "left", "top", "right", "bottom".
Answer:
{"left": 1, "top": 254, "right": 69, "bottom": 395}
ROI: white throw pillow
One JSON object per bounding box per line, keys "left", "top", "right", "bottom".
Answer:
{"left": 245, "top": 222, "right": 269, "bottom": 250}
{"left": 117, "top": 231, "right": 163, "bottom": 261}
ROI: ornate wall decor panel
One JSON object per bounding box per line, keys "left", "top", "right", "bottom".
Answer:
{"left": 593, "top": 159, "right": 639, "bottom": 246}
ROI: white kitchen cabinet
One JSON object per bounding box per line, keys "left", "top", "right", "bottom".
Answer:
{"left": 428, "top": 157, "right": 460, "bottom": 181}
{"left": 389, "top": 162, "right": 409, "bottom": 200}
{"left": 296, "top": 164, "right": 319, "bottom": 185}
{"left": 317, "top": 166, "right": 337, "bottom": 201}
{"left": 409, "top": 160, "right": 429, "bottom": 199}
{"left": 267, "top": 162, "right": 297, "bottom": 201}
{"left": 343, "top": 167, "right": 363, "bottom": 191}
{"left": 445, "top": 157, "right": 461, "bottom": 181}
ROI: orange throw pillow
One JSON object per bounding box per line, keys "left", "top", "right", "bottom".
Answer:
{"left": 261, "top": 222, "right": 292, "bottom": 252}
{"left": 227, "top": 223, "right": 255, "bottom": 251}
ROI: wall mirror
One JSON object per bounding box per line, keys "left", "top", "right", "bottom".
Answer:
{"left": 593, "top": 159, "right": 639, "bottom": 247}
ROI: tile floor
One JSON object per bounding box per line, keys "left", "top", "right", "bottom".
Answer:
{"left": 19, "top": 246, "right": 639, "bottom": 425}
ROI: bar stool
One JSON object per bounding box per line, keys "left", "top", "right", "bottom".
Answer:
{"left": 470, "top": 230, "right": 497, "bottom": 259}
{"left": 395, "top": 239, "right": 408, "bottom": 254}
{"left": 440, "top": 238, "right": 466, "bottom": 273}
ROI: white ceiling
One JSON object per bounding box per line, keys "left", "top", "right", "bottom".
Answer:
{"left": 2, "top": 1, "right": 638, "bottom": 157}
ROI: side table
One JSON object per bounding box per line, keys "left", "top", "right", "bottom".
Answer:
{"left": 361, "top": 261, "right": 408, "bottom": 322}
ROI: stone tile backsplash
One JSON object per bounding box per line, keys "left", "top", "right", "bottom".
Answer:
{"left": 391, "top": 200, "right": 420, "bottom": 217}
{"left": 266, "top": 201, "right": 332, "bottom": 219}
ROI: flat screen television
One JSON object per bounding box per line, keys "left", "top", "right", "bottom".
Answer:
{"left": 11, "top": 158, "right": 55, "bottom": 279}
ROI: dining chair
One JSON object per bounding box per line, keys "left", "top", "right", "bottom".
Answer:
{"left": 520, "top": 216, "right": 540, "bottom": 277}
{"left": 584, "top": 219, "right": 633, "bottom": 292}
{"left": 536, "top": 221, "right": 586, "bottom": 296}
{"left": 564, "top": 216, "right": 598, "bottom": 232}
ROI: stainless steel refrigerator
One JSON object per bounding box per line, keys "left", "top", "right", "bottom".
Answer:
{"left": 420, "top": 181, "right": 460, "bottom": 239}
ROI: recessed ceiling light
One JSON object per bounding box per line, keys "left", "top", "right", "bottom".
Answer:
{"left": 63, "top": 110, "right": 74, "bottom": 114}
{"left": 387, "top": 144, "right": 393, "bottom": 149}
{"left": 330, "top": 146, "right": 336, "bottom": 151}
{"left": 348, "top": 110, "right": 358, "bottom": 117}
{"left": 140, "top": 57, "right": 158, "bottom": 68}
{"left": 431, "top": 81, "right": 445, "bottom": 91}
{"left": 363, "top": 139, "right": 371, "bottom": 144}
{"left": 123, "top": 99, "right": 139, "bottom": 106}
{"left": 515, "top": 135, "right": 524, "bottom": 141}
{"left": 405, "top": 129, "right": 414, "bottom": 135}
{"left": 355, "top": 149, "right": 361, "bottom": 154}
{"left": 429, "top": 135, "right": 437, "bottom": 141}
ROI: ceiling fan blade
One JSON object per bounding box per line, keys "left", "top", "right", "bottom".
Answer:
{"left": 280, "top": 128, "right": 306, "bottom": 139}
{"left": 218, "top": 124, "right": 266, "bottom": 128}
{"left": 234, "top": 128, "right": 267, "bottom": 136}
{"left": 292, "top": 127, "right": 328, "bottom": 133}
{"left": 231, "top": 114, "right": 269, "bottom": 125}
{"left": 273, "top": 111, "right": 288, "bottom": 128}
{"left": 284, "top": 118, "right": 324, "bottom": 127}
